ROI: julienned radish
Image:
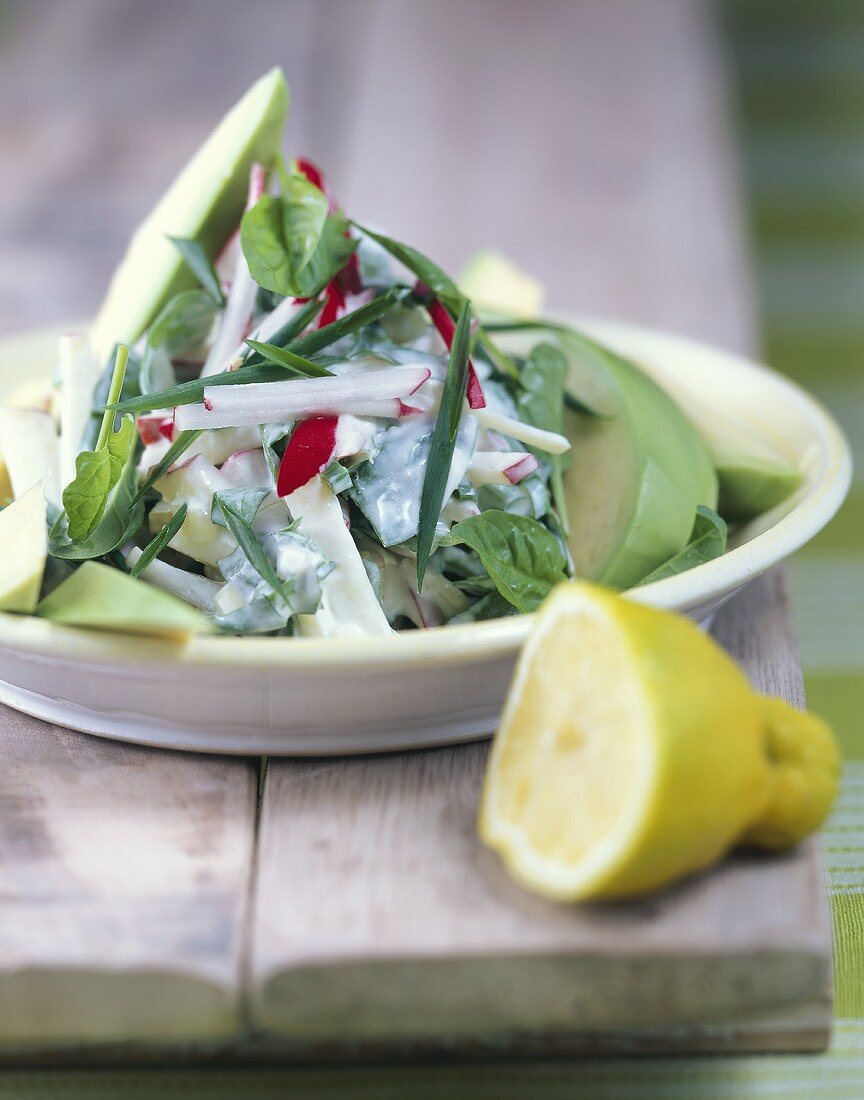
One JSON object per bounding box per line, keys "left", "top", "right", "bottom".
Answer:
{"left": 467, "top": 450, "right": 540, "bottom": 487}
{"left": 173, "top": 365, "right": 431, "bottom": 430}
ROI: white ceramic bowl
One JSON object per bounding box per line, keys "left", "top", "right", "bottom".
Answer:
{"left": 0, "top": 320, "right": 851, "bottom": 754}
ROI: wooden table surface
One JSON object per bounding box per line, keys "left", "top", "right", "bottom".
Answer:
{"left": 0, "top": 0, "right": 832, "bottom": 1061}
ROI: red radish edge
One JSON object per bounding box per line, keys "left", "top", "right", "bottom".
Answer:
{"left": 137, "top": 415, "right": 175, "bottom": 445}
{"left": 277, "top": 416, "right": 339, "bottom": 497}
{"left": 413, "top": 281, "right": 486, "bottom": 409}
{"left": 504, "top": 453, "right": 540, "bottom": 485}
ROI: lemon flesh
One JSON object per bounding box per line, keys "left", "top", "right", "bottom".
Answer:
{"left": 480, "top": 582, "right": 772, "bottom": 900}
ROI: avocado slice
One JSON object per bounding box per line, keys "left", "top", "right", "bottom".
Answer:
{"left": 91, "top": 68, "right": 289, "bottom": 361}
{"left": 36, "top": 561, "right": 212, "bottom": 639}
{"left": 0, "top": 482, "right": 48, "bottom": 613}
{"left": 713, "top": 445, "right": 803, "bottom": 521}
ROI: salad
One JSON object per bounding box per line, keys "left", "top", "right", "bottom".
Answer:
{"left": 0, "top": 69, "right": 803, "bottom": 639}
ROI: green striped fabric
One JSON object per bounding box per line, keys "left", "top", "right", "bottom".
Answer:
{"left": 2, "top": 3, "right": 862, "bottom": 1096}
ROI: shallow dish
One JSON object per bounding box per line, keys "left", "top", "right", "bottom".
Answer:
{"left": 0, "top": 319, "right": 851, "bottom": 754}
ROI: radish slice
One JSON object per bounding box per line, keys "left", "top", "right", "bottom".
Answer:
{"left": 137, "top": 415, "right": 175, "bottom": 445}
{"left": 414, "top": 280, "right": 486, "bottom": 409}
{"left": 277, "top": 416, "right": 338, "bottom": 497}
{"left": 219, "top": 447, "right": 272, "bottom": 488}
{"left": 467, "top": 450, "right": 540, "bottom": 487}
{"left": 471, "top": 407, "right": 570, "bottom": 456}
{"left": 287, "top": 476, "right": 392, "bottom": 636}
{"left": 200, "top": 163, "right": 267, "bottom": 377}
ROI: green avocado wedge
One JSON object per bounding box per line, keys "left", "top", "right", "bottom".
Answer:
{"left": 0, "top": 482, "right": 48, "bottom": 613}
{"left": 36, "top": 561, "right": 212, "bottom": 639}
{"left": 557, "top": 332, "right": 717, "bottom": 589}
{"left": 714, "top": 445, "right": 803, "bottom": 521}
{"left": 491, "top": 328, "right": 716, "bottom": 590}
{"left": 91, "top": 68, "right": 289, "bottom": 361}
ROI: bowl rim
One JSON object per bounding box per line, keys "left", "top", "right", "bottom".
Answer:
{"left": 0, "top": 316, "right": 852, "bottom": 670}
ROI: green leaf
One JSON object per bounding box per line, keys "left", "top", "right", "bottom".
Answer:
{"left": 240, "top": 175, "right": 355, "bottom": 298}
{"left": 50, "top": 418, "right": 144, "bottom": 561}
{"left": 352, "top": 224, "right": 460, "bottom": 301}
{"left": 244, "top": 339, "right": 333, "bottom": 377}
{"left": 210, "top": 487, "right": 270, "bottom": 529}
{"left": 448, "top": 590, "right": 518, "bottom": 624}
{"left": 145, "top": 289, "right": 218, "bottom": 359}
{"left": 441, "top": 511, "right": 569, "bottom": 613}
{"left": 416, "top": 302, "right": 473, "bottom": 588}
{"left": 168, "top": 236, "right": 226, "bottom": 306}
{"left": 637, "top": 506, "right": 728, "bottom": 586}
{"left": 130, "top": 504, "right": 188, "bottom": 577}
{"left": 63, "top": 415, "right": 136, "bottom": 541}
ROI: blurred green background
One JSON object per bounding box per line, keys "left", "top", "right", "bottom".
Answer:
{"left": 723, "top": 0, "right": 863, "bottom": 761}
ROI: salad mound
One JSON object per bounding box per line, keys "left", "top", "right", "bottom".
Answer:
{"left": 0, "top": 70, "right": 802, "bottom": 639}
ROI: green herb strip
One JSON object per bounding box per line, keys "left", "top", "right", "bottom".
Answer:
{"left": 212, "top": 489, "right": 284, "bottom": 596}
{"left": 244, "top": 339, "right": 333, "bottom": 377}
{"left": 287, "top": 289, "right": 398, "bottom": 357}
{"left": 243, "top": 298, "right": 324, "bottom": 365}
{"left": 130, "top": 504, "right": 188, "bottom": 577}
{"left": 416, "top": 301, "right": 473, "bottom": 588}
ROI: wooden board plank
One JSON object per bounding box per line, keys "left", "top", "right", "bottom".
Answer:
{"left": 0, "top": 710, "right": 258, "bottom": 1050}
{"left": 247, "top": 571, "right": 831, "bottom": 1053}
{"left": 248, "top": 0, "right": 832, "bottom": 1056}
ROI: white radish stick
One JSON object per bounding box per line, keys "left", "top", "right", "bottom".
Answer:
{"left": 173, "top": 366, "right": 431, "bottom": 430}
{"left": 471, "top": 407, "right": 571, "bottom": 456}
{"left": 124, "top": 547, "right": 221, "bottom": 612}
{"left": 200, "top": 163, "right": 267, "bottom": 377}
{"left": 58, "top": 332, "right": 98, "bottom": 489}
{"left": 467, "top": 450, "right": 540, "bottom": 487}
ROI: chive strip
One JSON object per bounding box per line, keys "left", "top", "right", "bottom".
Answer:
{"left": 416, "top": 301, "right": 473, "bottom": 588}
{"left": 108, "top": 363, "right": 290, "bottom": 414}
{"left": 244, "top": 339, "right": 333, "bottom": 377}
{"left": 129, "top": 504, "right": 188, "bottom": 577}
{"left": 243, "top": 298, "right": 324, "bottom": 365}
{"left": 133, "top": 430, "right": 202, "bottom": 503}
{"left": 287, "top": 289, "right": 398, "bottom": 357}
{"left": 96, "top": 344, "right": 129, "bottom": 449}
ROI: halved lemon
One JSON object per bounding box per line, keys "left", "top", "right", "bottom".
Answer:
{"left": 479, "top": 582, "right": 838, "bottom": 901}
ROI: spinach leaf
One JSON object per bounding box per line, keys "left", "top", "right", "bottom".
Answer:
{"left": 62, "top": 415, "right": 136, "bottom": 540}
{"left": 52, "top": 346, "right": 145, "bottom": 559}
{"left": 129, "top": 504, "right": 188, "bottom": 577}
{"left": 416, "top": 301, "right": 473, "bottom": 587}
{"left": 441, "top": 510, "right": 569, "bottom": 613}
{"left": 50, "top": 424, "right": 144, "bottom": 561}
{"left": 169, "top": 236, "right": 225, "bottom": 306}
{"left": 637, "top": 506, "right": 728, "bottom": 586}
{"left": 448, "top": 590, "right": 518, "bottom": 624}
{"left": 144, "top": 289, "right": 218, "bottom": 362}
{"left": 476, "top": 475, "right": 551, "bottom": 520}
{"left": 240, "top": 174, "right": 355, "bottom": 298}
